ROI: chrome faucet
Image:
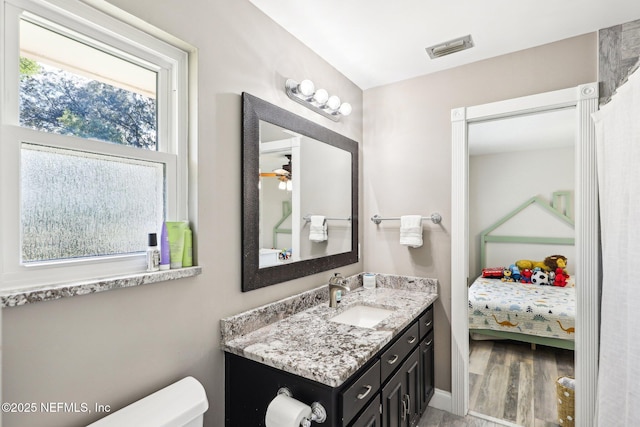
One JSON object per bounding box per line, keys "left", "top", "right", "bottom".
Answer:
{"left": 328, "top": 273, "right": 350, "bottom": 308}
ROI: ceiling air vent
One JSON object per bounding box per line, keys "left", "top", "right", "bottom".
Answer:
{"left": 425, "top": 35, "right": 474, "bottom": 59}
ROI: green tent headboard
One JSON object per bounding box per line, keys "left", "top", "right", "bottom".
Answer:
{"left": 479, "top": 191, "right": 575, "bottom": 269}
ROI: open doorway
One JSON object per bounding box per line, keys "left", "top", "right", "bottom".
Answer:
{"left": 450, "top": 84, "right": 600, "bottom": 426}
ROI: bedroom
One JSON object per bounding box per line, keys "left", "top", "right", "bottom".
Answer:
{"left": 467, "top": 105, "right": 578, "bottom": 425}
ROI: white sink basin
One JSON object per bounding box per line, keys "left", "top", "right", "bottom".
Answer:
{"left": 330, "top": 305, "right": 393, "bottom": 329}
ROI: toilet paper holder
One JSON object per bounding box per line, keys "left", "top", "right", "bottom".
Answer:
{"left": 277, "top": 387, "right": 327, "bottom": 426}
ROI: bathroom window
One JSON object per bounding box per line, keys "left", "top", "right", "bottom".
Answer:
{"left": 18, "top": 18, "right": 159, "bottom": 149}
{"left": 1, "top": 0, "right": 190, "bottom": 288}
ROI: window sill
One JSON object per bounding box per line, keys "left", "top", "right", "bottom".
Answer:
{"left": 0, "top": 266, "right": 202, "bottom": 308}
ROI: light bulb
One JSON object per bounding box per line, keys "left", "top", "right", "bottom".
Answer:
{"left": 278, "top": 180, "right": 286, "bottom": 190}
{"left": 298, "top": 79, "right": 315, "bottom": 97}
{"left": 313, "top": 88, "right": 329, "bottom": 105}
{"left": 326, "top": 95, "right": 341, "bottom": 111}
{"left": 338, "top": 102, "right": 352, "bottom": 116}
{"left": 286, "top": 180, "right": 292, "bottom": 191}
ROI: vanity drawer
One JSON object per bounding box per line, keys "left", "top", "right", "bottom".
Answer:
{"left": 341, "top": 360, "right": 381, "bottom": 425}
{"left": 380, "top": 322, "right": 420, "bottom": 381}
{"left": 419, "top": 307, "right": 434, "bottom": 339}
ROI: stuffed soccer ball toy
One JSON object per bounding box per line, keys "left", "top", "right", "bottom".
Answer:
{"left": 531, "top": 270, "right": 550, "bottom": 286}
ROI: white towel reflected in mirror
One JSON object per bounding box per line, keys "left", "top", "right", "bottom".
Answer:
{"left": 309, "top": 215, "right": 328, "bottom": 242}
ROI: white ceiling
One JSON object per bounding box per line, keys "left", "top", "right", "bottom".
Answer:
{"left": 249, "top": 0, "right": 640, "bottom": 90}
{"left": 468, "top": 108, "right": 576, "bottom": 156}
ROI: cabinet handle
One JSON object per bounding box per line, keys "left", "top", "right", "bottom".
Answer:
{"left": 407, "top": 336, "right": 417, "bottom": 344}
{"left": 407, "top": 394, "right": 411, "bottom": 415}
{"left": 401, "top": 395, "right": 407, "bottom": 421}
{"left": 424, "top": 320, "right": 433, "bottom": 328}
{"left": 357, "top": 384, "right": 372, "bottom": 400}
{"left": 425, "top": 339, "right": 433, "bottom": 346}
{"left": 387, "top": 354, "right": 399, "bottom": 365}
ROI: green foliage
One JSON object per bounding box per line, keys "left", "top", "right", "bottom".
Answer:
{"left": 19, "top": 57, "right": 40, "bottom": 78}
{"left": 19, "top": 60, "right": 156, "bottom": 149}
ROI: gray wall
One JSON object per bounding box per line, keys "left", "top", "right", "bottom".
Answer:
{"left": 362, "top": 33, "right": 597, "bottom": 392}
{"left": 299, "top": 140, "right": 352, "bottom": 259}
{"left": 469, "top": 147, "right": 576, "bottom": 279}
{"left": 2, "top": 1, "right": 363, "bottom": 426}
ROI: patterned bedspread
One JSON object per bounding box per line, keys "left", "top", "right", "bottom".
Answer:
{"left": 468, "top": 277, "right": 575, "bottom": 341}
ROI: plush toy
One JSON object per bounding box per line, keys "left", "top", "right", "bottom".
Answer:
{"left": 548, "top": 270, "right": 556, "bottom": 284}
{"left": 531, "top": 270, "right": 550, "bottom": 286}
{"left": 553, "top": 267, "right": 569, "bottom": 287}
{"left": 501, "top": 269, "right": 515, "bottom": 282}
{"left": 509, "top": 264, "right": 521, "bottom": 281}
{"left": 544, "top": 255, "right": 568, "bottom": 274}
{"left": 520, "top": 268, "right": 532, "bottom": 283}
{"left": 516, "top": 259, "right": 550, "bottom": 271}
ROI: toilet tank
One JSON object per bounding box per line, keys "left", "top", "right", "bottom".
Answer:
{"left": 87, "top": 376, "right": 208, "bottom": 427}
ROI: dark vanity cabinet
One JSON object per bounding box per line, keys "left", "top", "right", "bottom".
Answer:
{"left": 379, "top": 308, "right": 434, "bottom": 427}
{"left": 225, "top": 304, "right": 434, "bottom": 427}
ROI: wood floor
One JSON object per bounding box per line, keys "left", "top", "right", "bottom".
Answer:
{"left": 468, "top": 339, "right": 574, "bottom": 427}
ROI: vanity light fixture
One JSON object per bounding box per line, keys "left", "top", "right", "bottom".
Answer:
{"left": 285, "top": 78, "right": 352, "bottom": 122}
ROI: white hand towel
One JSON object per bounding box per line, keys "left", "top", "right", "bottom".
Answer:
{"left": 400, "top": 215, "right": 423, "bottom": 248}
{"left": 309, "top": 215, "right": 328, "bottom": 242}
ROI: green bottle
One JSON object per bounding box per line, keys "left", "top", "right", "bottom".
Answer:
{"left": 182, "top": 227, "right": 193, "bottom": 267}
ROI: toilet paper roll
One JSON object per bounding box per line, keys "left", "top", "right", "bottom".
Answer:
{"left": 265, "top": 394, "right": 312, "bottom": 427}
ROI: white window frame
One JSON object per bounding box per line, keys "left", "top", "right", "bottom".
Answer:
{"left": 0, "top": 0, "right": 189, "bottom": 289}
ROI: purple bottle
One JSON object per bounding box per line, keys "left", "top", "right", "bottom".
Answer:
{"left": 159, "top": 222, "right": 170, "bottom": 270}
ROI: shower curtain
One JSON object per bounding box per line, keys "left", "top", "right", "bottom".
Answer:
{"left": 592, "top": 63, "right": 640, "bottom": 425}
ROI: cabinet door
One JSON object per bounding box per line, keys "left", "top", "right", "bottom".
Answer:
{"left": 381, "top": 367, "right": 406, "bottom": 427}
{"left": 350, "top": 396, "right": 381, "bottom": 427}
{"left": 419, "top": 330, "right": 435, "bottom": 415}
{"left": 404, "top": 350, "right": 421, "bottom": 426}
{"left": 382, "top": 348, "right": 422, "bottom": 427}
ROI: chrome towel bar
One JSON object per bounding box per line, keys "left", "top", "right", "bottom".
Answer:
{"left": 371, "top": 213, "right": 442, "bottom": 225}
{"left": 303, "top": 215, "right": 352, "bottom": 223}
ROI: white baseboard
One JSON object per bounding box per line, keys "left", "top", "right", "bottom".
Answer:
{"left": 468, "top": 411, "right": 523, "bottom": 427}
{"left": 428, "top": 388, "right": 452, "bottom": 413}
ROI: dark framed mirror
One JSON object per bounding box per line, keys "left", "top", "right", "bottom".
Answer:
{"left": 242, "top": 92, "right": 359, "bottom": 291}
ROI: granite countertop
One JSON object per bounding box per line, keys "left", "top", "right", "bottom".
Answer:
{"left": 221, "top": 273, "right": 438, "bottom": 388}
{"left": 0, "top": 267, "right": 202, "bottom": 308}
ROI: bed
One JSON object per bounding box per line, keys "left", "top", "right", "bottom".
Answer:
{"left": 468, "top": 191, "right": 576, "bottom": 350}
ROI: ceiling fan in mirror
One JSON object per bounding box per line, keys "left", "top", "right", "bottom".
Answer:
{"left": 259, "top": 155, "right": 292, "bottom": 190}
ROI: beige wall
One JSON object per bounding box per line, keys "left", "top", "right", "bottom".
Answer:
{"left": 362, "top": 33, "right": 597, "bottom": 392}
{"left": 1, "top": 1, "right": 363, "bottom": 426}
{"left": 469, "top": 147, "right": 576, "bottom": 278}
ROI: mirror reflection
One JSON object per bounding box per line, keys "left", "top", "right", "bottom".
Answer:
{"left": 242, "top": 93, "right": 358, "bottom": 291}
{"left": 259, "top": 121, "right": 352, "bottom": 268}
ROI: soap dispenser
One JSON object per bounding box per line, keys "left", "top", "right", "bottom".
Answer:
{"left": 329, "top": 272, "right": 348, "bottom": 305}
